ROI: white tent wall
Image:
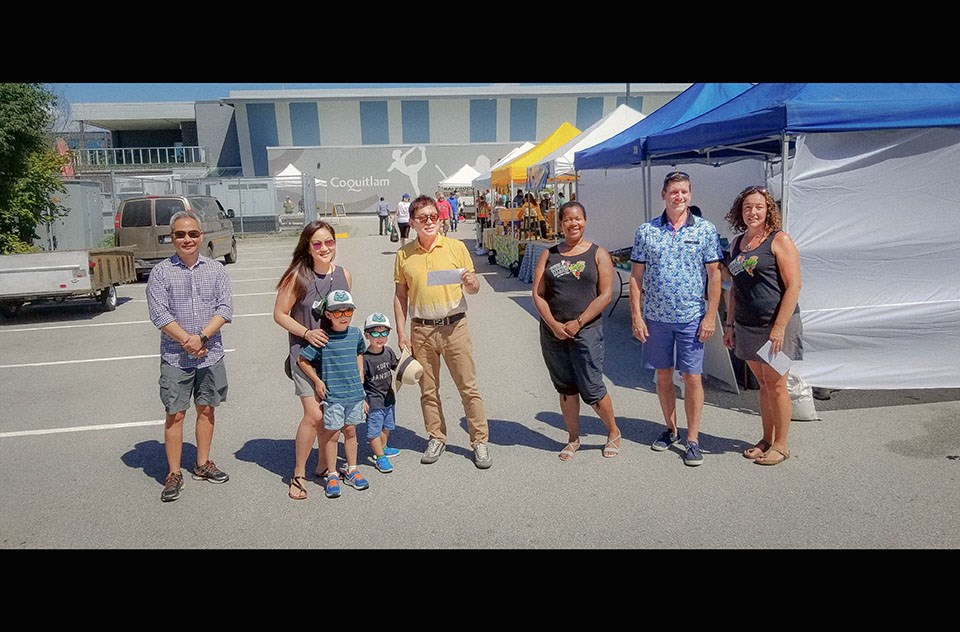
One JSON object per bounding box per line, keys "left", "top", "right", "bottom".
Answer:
{"left": 579, "top": 160, "right": 766, "bottom": 253}
{"left": 788, "top": 128, "right": 960, "bottom": 389}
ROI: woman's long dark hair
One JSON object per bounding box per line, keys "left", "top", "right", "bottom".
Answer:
{"left": 276, "top": 220, "right": 337, "bottom": 300}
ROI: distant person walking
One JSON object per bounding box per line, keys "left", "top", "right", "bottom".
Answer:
{"left": 395, "top": 193, "right": 412, "bottom": 247}
{"left": 376, "top": 196, "right": 391, "bottom": 236}
{"left": 147, "top": 210, "right": 233, "bottom": 502}
{"left": 447, "top": 191, "right": 460, "bottom": 232}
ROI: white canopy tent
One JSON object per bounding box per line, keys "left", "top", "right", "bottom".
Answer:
{"left": 439, "top": 163, "right": 481, "bottom": 189}
{"left": 525, "top": 104, "right": 646, "bottom": 190}
{"left": 471, "top": 142, "right": 535, "bottom": 192}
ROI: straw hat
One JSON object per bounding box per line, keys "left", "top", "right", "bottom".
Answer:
{"left": 395, "top": 348, "right": 423, "bottom": 392}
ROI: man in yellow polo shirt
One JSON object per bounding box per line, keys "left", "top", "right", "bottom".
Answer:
{"left": 393, "top": 194, "right": 491, "bottom": 469}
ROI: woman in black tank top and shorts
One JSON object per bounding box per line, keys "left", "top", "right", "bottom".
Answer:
{"left": 532, "top": 201, "right": 622, "bottom": 461}
{"left": 723, "top": 186, "right": 802, "bottom": 466}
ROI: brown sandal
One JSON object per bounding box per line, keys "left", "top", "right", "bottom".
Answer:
{"left": 743, "top": 440, "right": 771, "bottom": 460}
{"left": 288, "top": 475, "right": 307, "bottom": 500}
{"left": 755, "top": 447, "right": 790, "bottom": 466}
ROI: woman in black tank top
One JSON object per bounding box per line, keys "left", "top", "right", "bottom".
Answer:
{"left": 532, "top": 201, "right": 622, "bottom": 461}
{"left": 723, "top": 186, "right": 802, "bottom": 467}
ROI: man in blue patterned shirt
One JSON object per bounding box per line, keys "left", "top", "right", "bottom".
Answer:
{"left": 628, "top": 171, "right": 722, "bottom": 467}
{"left": 147, "top": 211, "right": 234, "bottom": 501}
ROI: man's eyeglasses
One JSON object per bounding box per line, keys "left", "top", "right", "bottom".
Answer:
{"left": 415, "top": 213, "right": 440, "bottom": 224}
{"left": 311, "top": 238, "right": 336, "bottom": 250}
{"left": 172, "top": 230, "right": 202, "bottom": 239}
{"left": 366, "top": 330, "right": 389, "bottom": 338}
{"left": 327, "top": 308, "right": 354, "bottom": 318}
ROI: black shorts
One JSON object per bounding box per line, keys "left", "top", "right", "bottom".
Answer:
{"left": 539, "top": 320, "right": 607, "bottom": 406}
{"left": 398, "top": 222, "right": 411, "bottom": 238}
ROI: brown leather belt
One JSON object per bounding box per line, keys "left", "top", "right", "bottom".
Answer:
{"left": 411, "top": 313, "right": 466, "bottom": 327}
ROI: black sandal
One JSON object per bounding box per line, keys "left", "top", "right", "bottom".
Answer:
{"left": 288, "top": 475, "right": 307, "bottom": 500}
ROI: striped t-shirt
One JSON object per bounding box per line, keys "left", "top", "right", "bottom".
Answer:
{"left": 299, "top": 326, "right": 366, "bottom": 404}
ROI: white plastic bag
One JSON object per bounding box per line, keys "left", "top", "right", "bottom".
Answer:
{"left": 787, "top": 372, "right": 821, "bottom": 421}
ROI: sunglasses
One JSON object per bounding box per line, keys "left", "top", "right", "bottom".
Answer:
{"left": 172, "top": 230, "right": 202, "bottom": 239}
{"left": 326, "top": 308, "right": 354, "bottom": 318}
{"left": 415, "top": 213, "right": 440, "bottom": 224}
{"left": 741, "top": 185, "right": 768, "bottom": 196}
{"left": 366, "top": 330, "right": 389, "bottom": 338}
{"left": 311, "top": 238, "right": 336, "bottom": 250}
{"left": 663, "top": 171, "right": 690, "bottom": 184}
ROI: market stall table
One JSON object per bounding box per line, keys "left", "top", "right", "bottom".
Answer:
{"left": 519, "top": 240, "right": 559, "bottom": 283}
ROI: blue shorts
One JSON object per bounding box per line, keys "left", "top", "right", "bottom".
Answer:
{"left": 366, "top": 405, "right": 396, "bottom": 440}
{"left": 323, "top": 400, "right": 364, "bottom": 431}
{"left": 642, "top": 319, "right": 705, "bottom": 374}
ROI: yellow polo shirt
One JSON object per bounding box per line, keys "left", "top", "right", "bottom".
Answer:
{"left": 394, "top": 234, "right": 475, "bottom": 320}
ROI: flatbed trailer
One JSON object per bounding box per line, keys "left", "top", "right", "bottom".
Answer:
{"left": 0, "top": 247, "right": 137, "bottom": 318}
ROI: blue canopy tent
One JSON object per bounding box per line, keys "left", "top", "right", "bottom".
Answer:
{"left": 642, "top": 83, "right": 960, "bottom": 389}
{"left": 574, "top": 82, "right": 755, "bottom": 170}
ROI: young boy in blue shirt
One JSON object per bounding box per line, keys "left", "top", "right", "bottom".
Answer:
{"left": 298, "top": 289, "right": 369, "bottom": 498}
{"left": 361, "top": 312, "right": 401, "bottom": 473}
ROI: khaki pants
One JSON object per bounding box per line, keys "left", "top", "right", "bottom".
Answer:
{"left": 411, "top": 318, "right": 488, "bottom": 446}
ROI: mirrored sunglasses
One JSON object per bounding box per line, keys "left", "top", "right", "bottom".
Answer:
{"left": 327, "top": 308, "right": 354, "bottom": 318}
{"left": 366, "top": 330, "right": 389, "bottom": 338}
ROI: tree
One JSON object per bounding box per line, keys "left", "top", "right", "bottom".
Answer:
{"left": 0, "top": 83, "right": 68, "bottom": 254}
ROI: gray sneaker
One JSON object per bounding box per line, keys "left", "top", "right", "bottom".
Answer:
{"left": 421, "top": 437, "right": 446, "bottom": 464}
{"left": 473, "top": 442, "right": 492, "bottom": 469}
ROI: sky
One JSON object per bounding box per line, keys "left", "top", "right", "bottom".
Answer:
{"left": 48, "top": 83, "right": 532, "bottom": 105}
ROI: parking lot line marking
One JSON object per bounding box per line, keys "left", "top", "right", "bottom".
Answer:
{"left": 1, "top": 314, "right": 271, "bottom": 334}
{"left": 0, "top": 349, "right": 235, "bottom": 369}
{"left": 0, "top": 419, "right": 164, "bottom": 438}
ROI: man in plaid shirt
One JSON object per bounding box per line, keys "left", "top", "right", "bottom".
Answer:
{"left": 147, "top": 211, "right": 234, "bottom": 502}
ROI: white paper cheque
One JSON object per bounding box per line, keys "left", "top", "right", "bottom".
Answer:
{"left": 756, "top": 340, "right": 793, "bottom": 376}
{"left": 427, "top": 268, "right": 466, "bottom": 286}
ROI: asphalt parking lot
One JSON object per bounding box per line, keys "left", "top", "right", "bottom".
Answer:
{"left": 1, "top": 215, "right": 958, "bottom": 549}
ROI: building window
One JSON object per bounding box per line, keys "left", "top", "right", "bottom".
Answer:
{"left": 360, "top": 101, "right": 389, "bottom": 145}
{"left": 290, "top": 102, "right": 321, "bottom": 146}
{"left": 470, "top": 99, "right": 496, "bottom": 142}
{"left": 510, "top": 98, "right": 537, "bottom": 142}
{"left": 401, "top": 100, "right": 430, "bottom": 144}
{"left": 576, "top": 97, "right": 604, "bottom": 130}
{"left": 247, "top": 103, "right": 279, "bottom": 177}
{"left": 616, "top": 95, "right": 644, "bottom": 111}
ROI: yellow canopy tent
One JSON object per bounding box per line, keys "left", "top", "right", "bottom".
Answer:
{"left": 490, "top": 122, "right": 581, "bottom": 192}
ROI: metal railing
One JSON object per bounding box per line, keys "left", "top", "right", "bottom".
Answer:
{"left": 73, "top": 146, "right": 206, "bottom": 170}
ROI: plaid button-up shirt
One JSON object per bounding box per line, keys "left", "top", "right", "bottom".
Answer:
{"left": 146, "top": 254, "right": 233, "bottom": 369}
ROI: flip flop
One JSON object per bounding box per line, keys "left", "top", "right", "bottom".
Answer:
{"left": 559, "top": 440, "right": 580, "bottom": 462}
{"left": 755, "top": 447, "right": 790, "bottom": 466}
{"left": 603, "top": 434, "right": 622, "bottom": 458}
{"left": 288, "top": 475, "right": 307, "bottom": 500}
{"left": 743, "top": 440, "right": 771, "bottom": 460}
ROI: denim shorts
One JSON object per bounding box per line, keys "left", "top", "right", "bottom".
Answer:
{"left": 365, "top": 405, "right": 396, "bottom": 440}
{"left": 323, "top": 399, "right": 364, "bottom": 431}
{"left": 159, "top": 359, "right": 228, "bottom": 414}
{"left": 641, "top": 319, "right": 704, "bottom": 374}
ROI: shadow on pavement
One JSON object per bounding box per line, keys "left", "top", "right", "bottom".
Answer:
{"left": 122, "top": 440, "right": 197, "bottom": 484}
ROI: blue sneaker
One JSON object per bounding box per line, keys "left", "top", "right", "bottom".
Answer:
{"left": 383, "top": 446, "right": 400, "bottom": 458}
{"left": 651, "top": 429, "right": 681, "bottom": 452}
{"left": 684, "top": 441, "right": 704, "bottom": 466}
{"left": 342, "top": 468, "right": 370, "bottom": 490}
{"left": 325, "top": 474, "right": 341, "bottom": 498}
{"left": 374, "top": 455, "right": 393, "bottom": 473}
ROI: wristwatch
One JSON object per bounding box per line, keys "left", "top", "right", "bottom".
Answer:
{"left": 199, "top": 333, "right": 210, "bottom": 345}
